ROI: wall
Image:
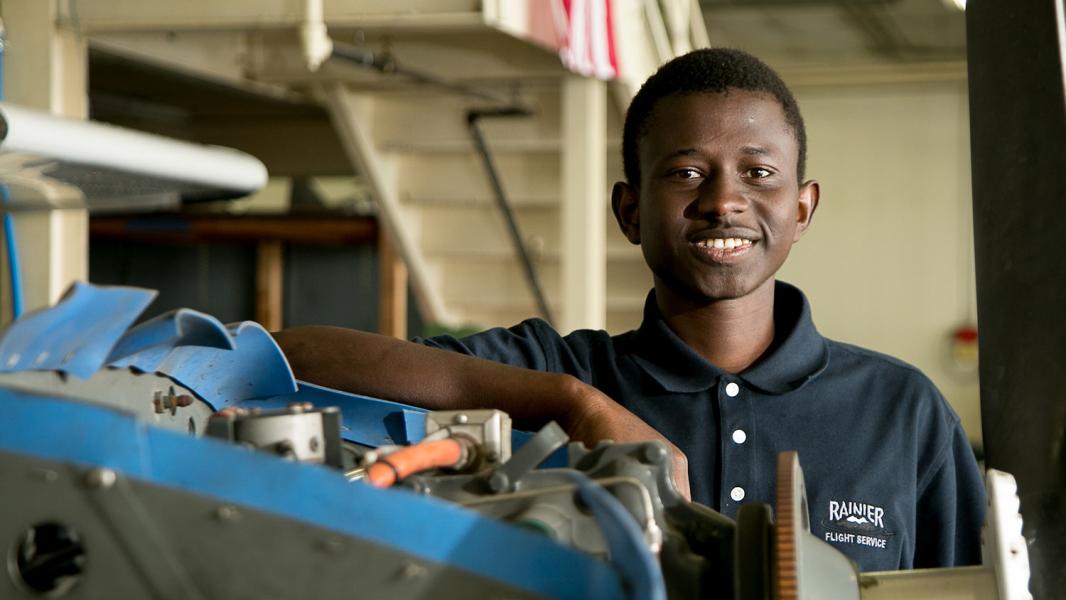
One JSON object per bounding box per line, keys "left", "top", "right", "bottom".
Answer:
{"left": 777, "top": 78, "right": 981, "bottom": 446}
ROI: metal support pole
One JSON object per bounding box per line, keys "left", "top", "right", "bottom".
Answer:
{"left": 560, "top": 75, "right": 606, "bottom": 332}
{"left": 0, "top": 0, "right": 89, "bottom": 313}
{"left": 466, "top": 108, "right": 555, "bottom": 326}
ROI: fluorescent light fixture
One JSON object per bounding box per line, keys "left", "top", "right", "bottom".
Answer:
{"left": 0, "top": 102, "right": 268, "bottom": 212}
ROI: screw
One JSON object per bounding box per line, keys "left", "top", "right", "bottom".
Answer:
{"left": 215, "top": 505, "right": 241, "bottom": 522}
{"left": 84, "top": 468, "right": 116, "bottom": 489}
{"left": 309, "top": 436, "right": 320, "bottom": 453}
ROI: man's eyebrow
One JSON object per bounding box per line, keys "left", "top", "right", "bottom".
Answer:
{"left": 662, "top": 146, "right": 774, "bottom": 160}
{"left": 665, "top": 148, "right": 700, "bottom": 159}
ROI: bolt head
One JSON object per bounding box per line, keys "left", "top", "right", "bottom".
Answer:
{"left": 487, "top": 472, "right": 509, "bottom": 493}
{"left": 641, "top": 443, "right": 667, "bottom": 465}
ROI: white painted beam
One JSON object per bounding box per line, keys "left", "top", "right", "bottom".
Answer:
{"left": 318, "top": 84, "right": 451, "bottom": 327}
{"left": 60, "top": 0, "right": 484, "bottom": 33}
{"left": 560, "top": 75, "right": 606, "bottom": 332}
{"left": 1, "top": 0, "right": 88, "bottom": 316}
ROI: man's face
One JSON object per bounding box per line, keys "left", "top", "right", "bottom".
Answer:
{"left": 613, "top": 90, "right": 819, "bottom": 306}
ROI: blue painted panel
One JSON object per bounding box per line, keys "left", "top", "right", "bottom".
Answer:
{"left": 106, "top": 308, "right": 234, "bottom": 363}
{"left": 0, "top": 389, "right": 623, "bottom": 600}
{"left": 0, "top": 282, "right": 156, "bottom": 379}
{"left": 111, "top": 320, "right": 297, "bottom": 408}
{"left": 234, "top": 381, "right": 428, "bottom": 447}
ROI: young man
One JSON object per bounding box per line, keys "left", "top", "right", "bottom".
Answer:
{"left": 275, "top": 48, "right": 984, "bottom": 572}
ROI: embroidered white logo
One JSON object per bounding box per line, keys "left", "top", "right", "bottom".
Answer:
{"left": 822, "top": 499, "right": 893, "bottom": 550}
{"left": 829, "top": 500, "right": 884, "bottom": 528}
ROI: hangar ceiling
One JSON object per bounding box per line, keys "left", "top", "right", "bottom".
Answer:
{"left": 700, "top": 0, "right": 966, "bottom": 65}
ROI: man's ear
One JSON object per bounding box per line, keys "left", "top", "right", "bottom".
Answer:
{"left": 612, "top": 181, "right": 641, "bottom": 244}
{"left": 793, "top": 180, "right": 820, "bottom": 241}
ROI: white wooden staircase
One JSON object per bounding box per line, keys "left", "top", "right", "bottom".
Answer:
{"left": 70, "top": 0, "right": 708, "bottom": 334}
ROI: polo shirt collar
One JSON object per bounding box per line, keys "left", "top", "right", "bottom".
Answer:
{"left": 630, "top": 281, "right": 829, "bottom": 395}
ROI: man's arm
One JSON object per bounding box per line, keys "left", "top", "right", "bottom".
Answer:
{"left": 273, "top": 326, "right": 691, "bottom": 498}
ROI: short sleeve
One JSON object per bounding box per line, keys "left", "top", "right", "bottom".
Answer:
{"left": 913, "top": 423, "right": 986, "bottom": 567}
{"left": 414, "top": 318, "right": 565, "bottom": 373}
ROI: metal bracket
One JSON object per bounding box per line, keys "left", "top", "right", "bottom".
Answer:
{"left": 485, "top": 421, "right": 568, "bottom": 494}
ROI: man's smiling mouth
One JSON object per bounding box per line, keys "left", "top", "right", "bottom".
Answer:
{"left": 691, "top": 237, "right": 756, "bottom": 263}
{"left": 693, "top": 237, "right": 753, "bottom": 250}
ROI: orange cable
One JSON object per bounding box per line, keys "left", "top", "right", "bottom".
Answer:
{"left": 366, "top": 438, "right": 466, "bottom": 488}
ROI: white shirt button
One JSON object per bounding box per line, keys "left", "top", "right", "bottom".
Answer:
{"left": 732, "top": 429, "right": 747, "bottom": 444}
{"left": 725, "top": 382, "right": 740, "bottom": 397}
{"left": 730, "top": 486, "right": 745, "bottom": 502}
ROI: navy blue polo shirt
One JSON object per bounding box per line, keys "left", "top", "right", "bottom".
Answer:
{"left": 419, "top": 281, "right": 985, "bottom": 571}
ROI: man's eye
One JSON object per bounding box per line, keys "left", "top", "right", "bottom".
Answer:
{"left": 746, "top": 167, "right": 773, "bottom": 178}
{"left": 673, "top": 168, "right": 702, "bottom": 180}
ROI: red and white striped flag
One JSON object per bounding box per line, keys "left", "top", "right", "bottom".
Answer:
{"left": 539, "top": 0, "right": 619, "bottom": 80}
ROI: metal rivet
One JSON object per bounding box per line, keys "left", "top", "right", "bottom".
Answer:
{"left": 32, "top": 469, "right": 59, "bottom": 483}
{"left": 215, "top": 505, "right": 242, "bottom": 522}
{"left": 317, "top": 537, "right": 346, "bottom": 554}
{"left": 453, "top": 413, "right": 469, "bottom": 424}
{"left": 84, "top": 468, "right": 116, "bottom": 489}
{"left": 399, "top": 561, "right": 427, "bottom": 580}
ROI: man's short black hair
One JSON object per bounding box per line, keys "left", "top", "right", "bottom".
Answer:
{"left": 622, "top": 48, "right": 807, "bottom": 186}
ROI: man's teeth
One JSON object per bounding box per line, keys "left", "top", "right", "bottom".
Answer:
{"left": 696, "top": 238, "right": 752, "bottom": 249}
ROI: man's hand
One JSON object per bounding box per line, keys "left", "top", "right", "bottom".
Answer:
{"left": 562, "top": 378, "right": 692, "bottom": 501}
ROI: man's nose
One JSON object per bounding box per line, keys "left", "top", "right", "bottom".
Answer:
{"left": 692, "top": 174, "right": 748, "bottom": 217}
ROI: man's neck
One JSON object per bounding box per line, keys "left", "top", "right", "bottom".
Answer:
{"left": 656, "top": 280, "right": 777, "bottom": 374}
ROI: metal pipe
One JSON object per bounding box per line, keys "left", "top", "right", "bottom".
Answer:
{"left": 299, "top": 0, "right": 332, "bottom": 71}
{"left": 467, "top": 109, "right": 555, "bottom": 326}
